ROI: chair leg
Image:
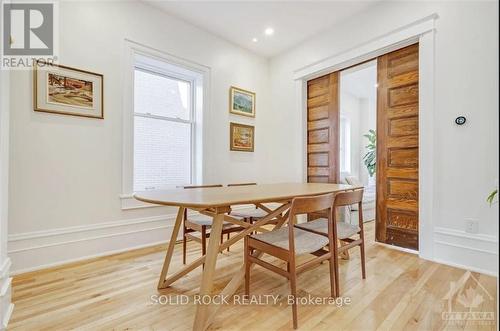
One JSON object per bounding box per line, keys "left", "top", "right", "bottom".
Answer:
{"left": 288, "top": 261, "right": 298, "bottom": 329}
{"left": 358, "top": 202, "right": 366, "bottom": 279}
{"left": 327, "top": 214, "right": 338, "bottom": 298}
{"left": 182, "top": 224, "right": 187, "bottom": 265}
{"left": 333, "top": 241, "right": 340, "bottom": 296}
{"left": 201, "top": 226, "right": 207, "bottom": 255}
{"left": 360, "top": 238, "right": 366, "bottom": 279}
{"left": 328, "top": 250, "right": 337, "bottom": 298}
{"left": 201, "top": 226, "right": 207, "bottom": 269}
{"left": 250, "top": 218, "right": 255, "bottom": 235}
{"left": 244, "top": 237, "right": 250, "bottom": 296}
{"left": 227, "top": 232, "right": 230, "bottom": 252}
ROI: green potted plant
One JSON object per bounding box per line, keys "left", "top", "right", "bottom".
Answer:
{"left": 487, "top": 189, "right": 498, "bottom": 206}
{"left": 363, "top": 129, "right": 376, "bottom": 183}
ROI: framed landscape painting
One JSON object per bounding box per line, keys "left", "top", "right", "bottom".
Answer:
{"left": 34, "top": 60, "right": 104, "bottom": 119}
{"left": 229, "top": 86, "right": 255, "bottom": 117}
{"left": 230, "top": 122, "right": 254, "bottom": 152}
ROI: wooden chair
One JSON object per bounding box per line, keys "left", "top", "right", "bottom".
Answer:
{"left": 182, "top": 185, "right": 243, "bottom": 265}
{"left": 295, "top": 189, "right": 366, "bottom": 295}
{"left": 244, "top": 193, "right": 338, "bottom": 329}
{"left": 228, "top": 183, "right": 279, "bottom": 224}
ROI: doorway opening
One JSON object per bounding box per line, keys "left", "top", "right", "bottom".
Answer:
{"left": 339, "top": 60, "right": 377, "bottom": 227}
{"left": 306, "top": 43, "right": 420, "bottom": 251}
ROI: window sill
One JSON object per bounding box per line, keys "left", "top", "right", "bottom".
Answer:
{"left": 120, "top": 194, "right": 162, "bottom": 210}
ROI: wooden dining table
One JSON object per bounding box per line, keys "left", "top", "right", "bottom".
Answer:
{"left": 134, "top": 182, "right": 356, "bottom": 331}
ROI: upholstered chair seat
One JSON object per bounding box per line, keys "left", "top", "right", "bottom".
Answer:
{"left": 250, "top": 227, "right": 329, "bottom": 255}
{"left": 296, "top": 218, "right": 360, "bottom": 240}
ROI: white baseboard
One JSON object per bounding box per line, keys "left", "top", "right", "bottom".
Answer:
{"left": 10, "top": 239, "right": 170, "bottom": 276}
{"left": 371, "top": 228, "right": 497, "bottom": 276}
{"left": 0, "top": 258, "right": 13, "bottom": 330}
{"left": 375, "top": 242, "right": 419, "bottom": 255}
{"left": 8, "top": 205, "right": 256, "bottom": 275}
{"left": 432, "top": 258, "right": 497, "bottom": 277}
{"left": 8, "top": 214, "right": 176, "bottom": 274}
{"left": 433, "top": 227, "right": 498, "bottom": 276}
{"left": 0, "top": 258, "right": 11, "bottom": 281}
{"left": 1, "top": 303, "right": 14, "bottom": 330}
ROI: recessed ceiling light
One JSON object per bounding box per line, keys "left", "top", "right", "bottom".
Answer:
{"left": 252, "top": 37, "right": 258, "bottom": 42}
{"left": 264, "top": 27, "right": 274, "bottom": 36}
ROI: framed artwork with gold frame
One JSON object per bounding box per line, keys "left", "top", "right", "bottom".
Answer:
{"left": 33, "top": 60, "right": 104, "bottom": 119}
{"left": 229, "top": 86, "right": 255, "bottom": 117}
{"left": 230, "top": 122, "right": 254, "bottom": 152}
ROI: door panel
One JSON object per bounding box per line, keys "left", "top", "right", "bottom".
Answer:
{"left": 308, "top": 105, "right": 329, "bottom": 121}
{"left": 308, "top": 128, "right": 330, "bottom": 144}
{"left": 307, "top": 73, "right": 339, "bottom": 221}
{"left": 308, "top": 153, "right": 329, "bottom": 167}
{"left": 376, "top": 43, "right": 419, "bottom": 250}
{"left": 306, "top": 72, "right": 339, "bottom": 184}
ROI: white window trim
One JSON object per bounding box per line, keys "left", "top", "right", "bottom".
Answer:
{"left": 121, "top": 39, "right": 211, "bottom": 210}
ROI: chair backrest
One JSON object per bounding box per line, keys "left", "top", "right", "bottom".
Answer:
{"left": 333, "top": 189, "right": 364, "bottom": 207}
{"left": 289, "top": 193, "right": 335, "bottom": 216}
{"left": 227, "top": 183, "right": 257, "bottom": 187}
{"left": 286, "top": 193, "right": 335, "bottom": 254}
{"left": 180, "top": 185, "right": 223, "bottom": 216}
{"left": 181, "top": 184, "right": 223, "bottom": 189}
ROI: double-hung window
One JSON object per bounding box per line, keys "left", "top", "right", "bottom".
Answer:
{"left": 133, "top": 65, "right": 194, "bottom": 191}
{"left": 122, "top": 43, "right": 207, "bottom": 209}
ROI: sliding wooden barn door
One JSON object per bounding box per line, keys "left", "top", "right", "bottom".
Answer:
{"left": 306, "top": 73, "right": 340, "bottom": 221}
{"left": 376, "top": 44, "right": 419, "bottom": 250}
{"left": 306, "top": 72, "right": 340, "bottom": 184}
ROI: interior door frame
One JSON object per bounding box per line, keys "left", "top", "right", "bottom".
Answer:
{"left": 295, "top": 14, "right": 437, "bottom": 261}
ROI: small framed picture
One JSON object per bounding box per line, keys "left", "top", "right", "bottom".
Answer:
{"left": 229, "top": 86, "right": 255, "bottom": 117}
{"left": 34, "top": 60, "right": 104, "bottom": 119}
{"left": 230, "top": 122, "right": 254, "bottom": 152}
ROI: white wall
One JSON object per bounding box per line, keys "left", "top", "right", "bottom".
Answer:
{"left": 270, "top": 1, "right": 499, "bottom": 274}
{"left": 6, "top": 0, "right": 499, "bottom": 276}
{"left": 7, "top": 1, "right": 293, "bottom": 273}
{"left": 0, "top": 67, "right": 14, "bottom": 327}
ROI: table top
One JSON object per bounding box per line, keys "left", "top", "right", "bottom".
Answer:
{"left": 133, "top": 182, "right": 358, "bottom": 208}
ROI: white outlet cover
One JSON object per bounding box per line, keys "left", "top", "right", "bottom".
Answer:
{"left": 465, "top": 219, "right": 479, "bottom": 234}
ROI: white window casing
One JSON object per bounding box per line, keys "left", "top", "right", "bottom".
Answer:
{"left": 121, "top": 40, "right": 210, "bottom": 210}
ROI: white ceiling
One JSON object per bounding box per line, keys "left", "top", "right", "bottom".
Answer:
{"left": 341, "top": 60, "right": 377, "bottom": 100}
{"left": 145, "top": 1, "right": 378, "bottom": 57}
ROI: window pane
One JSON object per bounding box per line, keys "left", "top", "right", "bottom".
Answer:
{"left": 134, "top": 116, "right": 191, "bottom": 191}
{"left": 134, "top": 69, "right": 191, "bottom": 120}
{"left": 340, "top": 118, "right": 351, "bottom": 173}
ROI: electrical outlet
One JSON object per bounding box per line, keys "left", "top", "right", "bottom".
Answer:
{"left": 465, "top": 219, "right": 479, "bottom": 234}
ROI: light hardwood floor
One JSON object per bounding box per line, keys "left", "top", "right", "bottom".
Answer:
{"left": 9, "top": 221, "right": 497, "bottom": 330}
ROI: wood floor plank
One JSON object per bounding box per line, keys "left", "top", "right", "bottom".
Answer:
{"left": 9, "top": 221, "right": 497, "bottom": 330}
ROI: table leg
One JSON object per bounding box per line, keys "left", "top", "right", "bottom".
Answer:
{"left": 163, "top": 204, "right": 289, "bottom": 290}
{"left": 201, "top": 207, "right": 292, "bottom": 330}
{"left": 193, "top": 212, "right": 225, "bottom": 331}
{"left": 157, "top": 206, "right": 185, "bottom": 289}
